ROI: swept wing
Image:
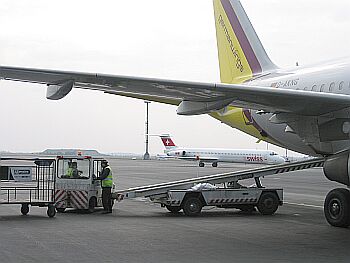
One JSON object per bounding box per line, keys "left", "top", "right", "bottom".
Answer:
{"left": 1, "top": 66, "right": 350, "bottom": 116}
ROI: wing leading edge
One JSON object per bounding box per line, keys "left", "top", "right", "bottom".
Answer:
{"left": 1, "top": 66, "right": 350, "bottom": 116}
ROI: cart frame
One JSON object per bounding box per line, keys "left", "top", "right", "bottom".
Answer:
{"left": 0, "top": 157, "right": 57, "bottom": 217}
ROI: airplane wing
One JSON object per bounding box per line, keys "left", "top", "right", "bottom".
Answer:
{"left": 1, "top": 66, "right": 350, "bottom": 116}
{"left": 178, "top": 156, "right": 219, "bottom": 162}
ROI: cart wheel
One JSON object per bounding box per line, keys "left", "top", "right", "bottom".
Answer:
{"left": 88, "top": 197, "right": 97, "bottom": 213}
{"left": 183, "top": 197, "right": 202, "bottom": 216}
{"left": 21, "top": 204, "right": 29, "bottom": 215}
{"left": 166, "top": 205, "right": 182, "bottom": 213}
{"left": 56, "top": 207, "right": 66, "bottom": 213}
{"left": 47, "top": 205, "right": 56, "bottom": 218}
{"left": 257, "top": 192, "right": 279, "bottom": 215}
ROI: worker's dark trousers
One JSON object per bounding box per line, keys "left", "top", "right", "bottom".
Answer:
{"left": 102, "top": 187, "right": 112, "bottom": 212}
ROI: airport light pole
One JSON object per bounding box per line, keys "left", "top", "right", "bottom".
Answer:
{"left": 143, "top": 101, "right": 151, "bottom": 160}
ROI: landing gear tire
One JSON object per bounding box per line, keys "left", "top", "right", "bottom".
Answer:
{"left": 47, "top": 205, "right": 56, "bottom": 218}
{"left": 257, "top": 192, "right": 279, "bottom": 215}
{"left": 183, "top": 197, "right": 202, "bottom": 216}
{"left": 21, "top": 204, "right": 29, "bottom": 215}
{"left": 88, "top": 197, "right": 97, "bottom": 213}
{"left": 212, "top": 162, "right": 218, "bottom": 167}
{"left": 324, "top": 188, "right": 350, "bottom": 228}
{"left": 56, "top": 207, "right": 66, "bottom": 213}
{"left": 166, "top": 206, "right": 182, "bottom": 213}
{"left": 199, "top": 162, "right": 205, "bottom": 167}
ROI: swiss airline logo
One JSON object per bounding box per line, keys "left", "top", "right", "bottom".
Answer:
{"left": 246, "top": 156, "right": 263, "bottom": 162}
{"left": 161, "top": 137, "right": 176, "bottom": 147}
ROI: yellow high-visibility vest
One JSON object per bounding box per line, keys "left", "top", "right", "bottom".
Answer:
{"left": 66, "top": 167, "right": 74, "bottom": 177}
{"left": 102, "top": 166, "right": 113, "bottom": 187}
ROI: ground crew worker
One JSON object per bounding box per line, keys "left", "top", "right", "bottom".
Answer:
{"left": 66, "top": 162, "right": 74, "bottom": 178}
{"left": 71, "top": 162, "right": 79, "bottom": 178}
{"left": 98, "top": 160, "right": 113, "bottom": 213}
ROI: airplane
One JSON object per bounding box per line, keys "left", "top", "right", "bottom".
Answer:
{"left": 160, "top": 134, "right": 285, "bottom": 167}
{"left": 1, "top": 0, "right": 350, "bottom": 227}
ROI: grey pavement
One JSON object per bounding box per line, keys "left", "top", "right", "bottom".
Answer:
{"left": 0, "top": 159, "right": 349, "bottom": 263}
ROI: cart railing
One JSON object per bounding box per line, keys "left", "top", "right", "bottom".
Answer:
{"left": 0, "top": 157, "right": 56, "bottom": 205}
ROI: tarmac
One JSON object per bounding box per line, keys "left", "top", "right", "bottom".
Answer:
{"left": 0, "top": 159, "right": 349, "bottom": 263}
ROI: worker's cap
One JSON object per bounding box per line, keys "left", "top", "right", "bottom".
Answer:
{"left": 101, "top": 160, "right": 108, "bottom": 165}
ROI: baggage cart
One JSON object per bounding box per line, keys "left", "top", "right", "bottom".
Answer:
{"left": 0, "top": 157, "right": 56, "bottom": 217}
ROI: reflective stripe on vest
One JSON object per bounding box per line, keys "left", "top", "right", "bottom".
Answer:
{"left": 102, "top": 166, "right": 113, "bottom": 187}
{"left": 66, "top": 167, "right": 73, "bottom": 177}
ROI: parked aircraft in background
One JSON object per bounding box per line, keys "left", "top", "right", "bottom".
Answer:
{"left": 160, "top": 134, "right": 285, "bottom": 167}
{"left": 1, "top": 0, "right": 350, "bottom": 226}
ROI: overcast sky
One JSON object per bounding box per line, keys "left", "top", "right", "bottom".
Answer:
{"left": 1, "top": 0, "right": 350, "bottom": 155}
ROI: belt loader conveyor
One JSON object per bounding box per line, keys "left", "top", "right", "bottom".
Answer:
{"left": 113, "top": 157, "right": 324, "bottom": 216}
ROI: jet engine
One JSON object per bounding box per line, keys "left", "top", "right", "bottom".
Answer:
{"left": 323, "top": 152, "right": 350, "bottom": 186}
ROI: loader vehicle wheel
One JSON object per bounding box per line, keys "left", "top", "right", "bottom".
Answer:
{"left": 183, "top": 197, "right": 202, "bottom": 216}
{"left": 88, "top": 197, "right": 97, "bottom": 213}
{"left": 21, "top": 204, "right": 29, "bottom": 215}
{"left": 47, "top": 205, "right": 56, "bottom": 218}
{"left": 56, "top": 208, "right": 66, "bottom": 213}
{"left": 212, "top": 162, "right": 218, "bottom": 167}
{"left": 199, "top": 162, "right": 205, "bottom": 167}
{"left": 324, "top": 188, "right": 350, "bottom": 228}
{"left": 166, "top": 205, "right": 182, "bottom": 213}
{"left": 257, "top": 192, "right": 279, "bottom": 215}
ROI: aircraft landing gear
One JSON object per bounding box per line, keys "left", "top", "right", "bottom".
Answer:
{"left": 212, "top": 162, "right": 218, "bottom": 167}
{"left": 199, "top": 162, "right": 205, "bottom": 167}
{"left": 324, "top": 188, "right": 350, "bottom": 228}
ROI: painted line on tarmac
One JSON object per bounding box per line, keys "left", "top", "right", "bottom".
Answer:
{"left": 285, "top": 202, "right": 323, "bottom": 209}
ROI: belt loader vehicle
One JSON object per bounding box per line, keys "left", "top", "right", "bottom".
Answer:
{"left": 115, "top": 157, "right": 324, "bottom": 216}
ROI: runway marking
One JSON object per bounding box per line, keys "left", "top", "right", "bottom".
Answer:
{"left": 285, "top": 202, "right": 323, "bottom": 209}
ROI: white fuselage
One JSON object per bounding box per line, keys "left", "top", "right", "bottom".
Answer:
{"left": 242, "top": 60, "right": 350, "bottom": 156}
{"left": 166, "top": 147, "right": 285, "bottom": 165}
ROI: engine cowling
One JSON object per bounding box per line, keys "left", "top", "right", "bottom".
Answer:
{"left": 323, "top": 152, "right": 350, "bottom": 186}
{"left": 46, "top": 80, "right": 74, "bottom": 100}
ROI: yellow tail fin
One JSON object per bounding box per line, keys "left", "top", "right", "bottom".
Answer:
{"left": 213, "top": 0, "right": 276, "bottom": 84}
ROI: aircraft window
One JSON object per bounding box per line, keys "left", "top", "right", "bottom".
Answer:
{"left": 320, "top": 84, "right": 325, "bottom": 92}
{"left": 339, "top": 81, "right": 344, "bottom": 90}
{"left": 329, "top": 82, "right": 335, "bottom": 92}
{"left": 311, "top": 85, "right": 317, "bottom": 91}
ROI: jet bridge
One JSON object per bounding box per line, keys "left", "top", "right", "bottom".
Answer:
{"left": 114, "top": 157, "right": 324, "bottom": 216}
